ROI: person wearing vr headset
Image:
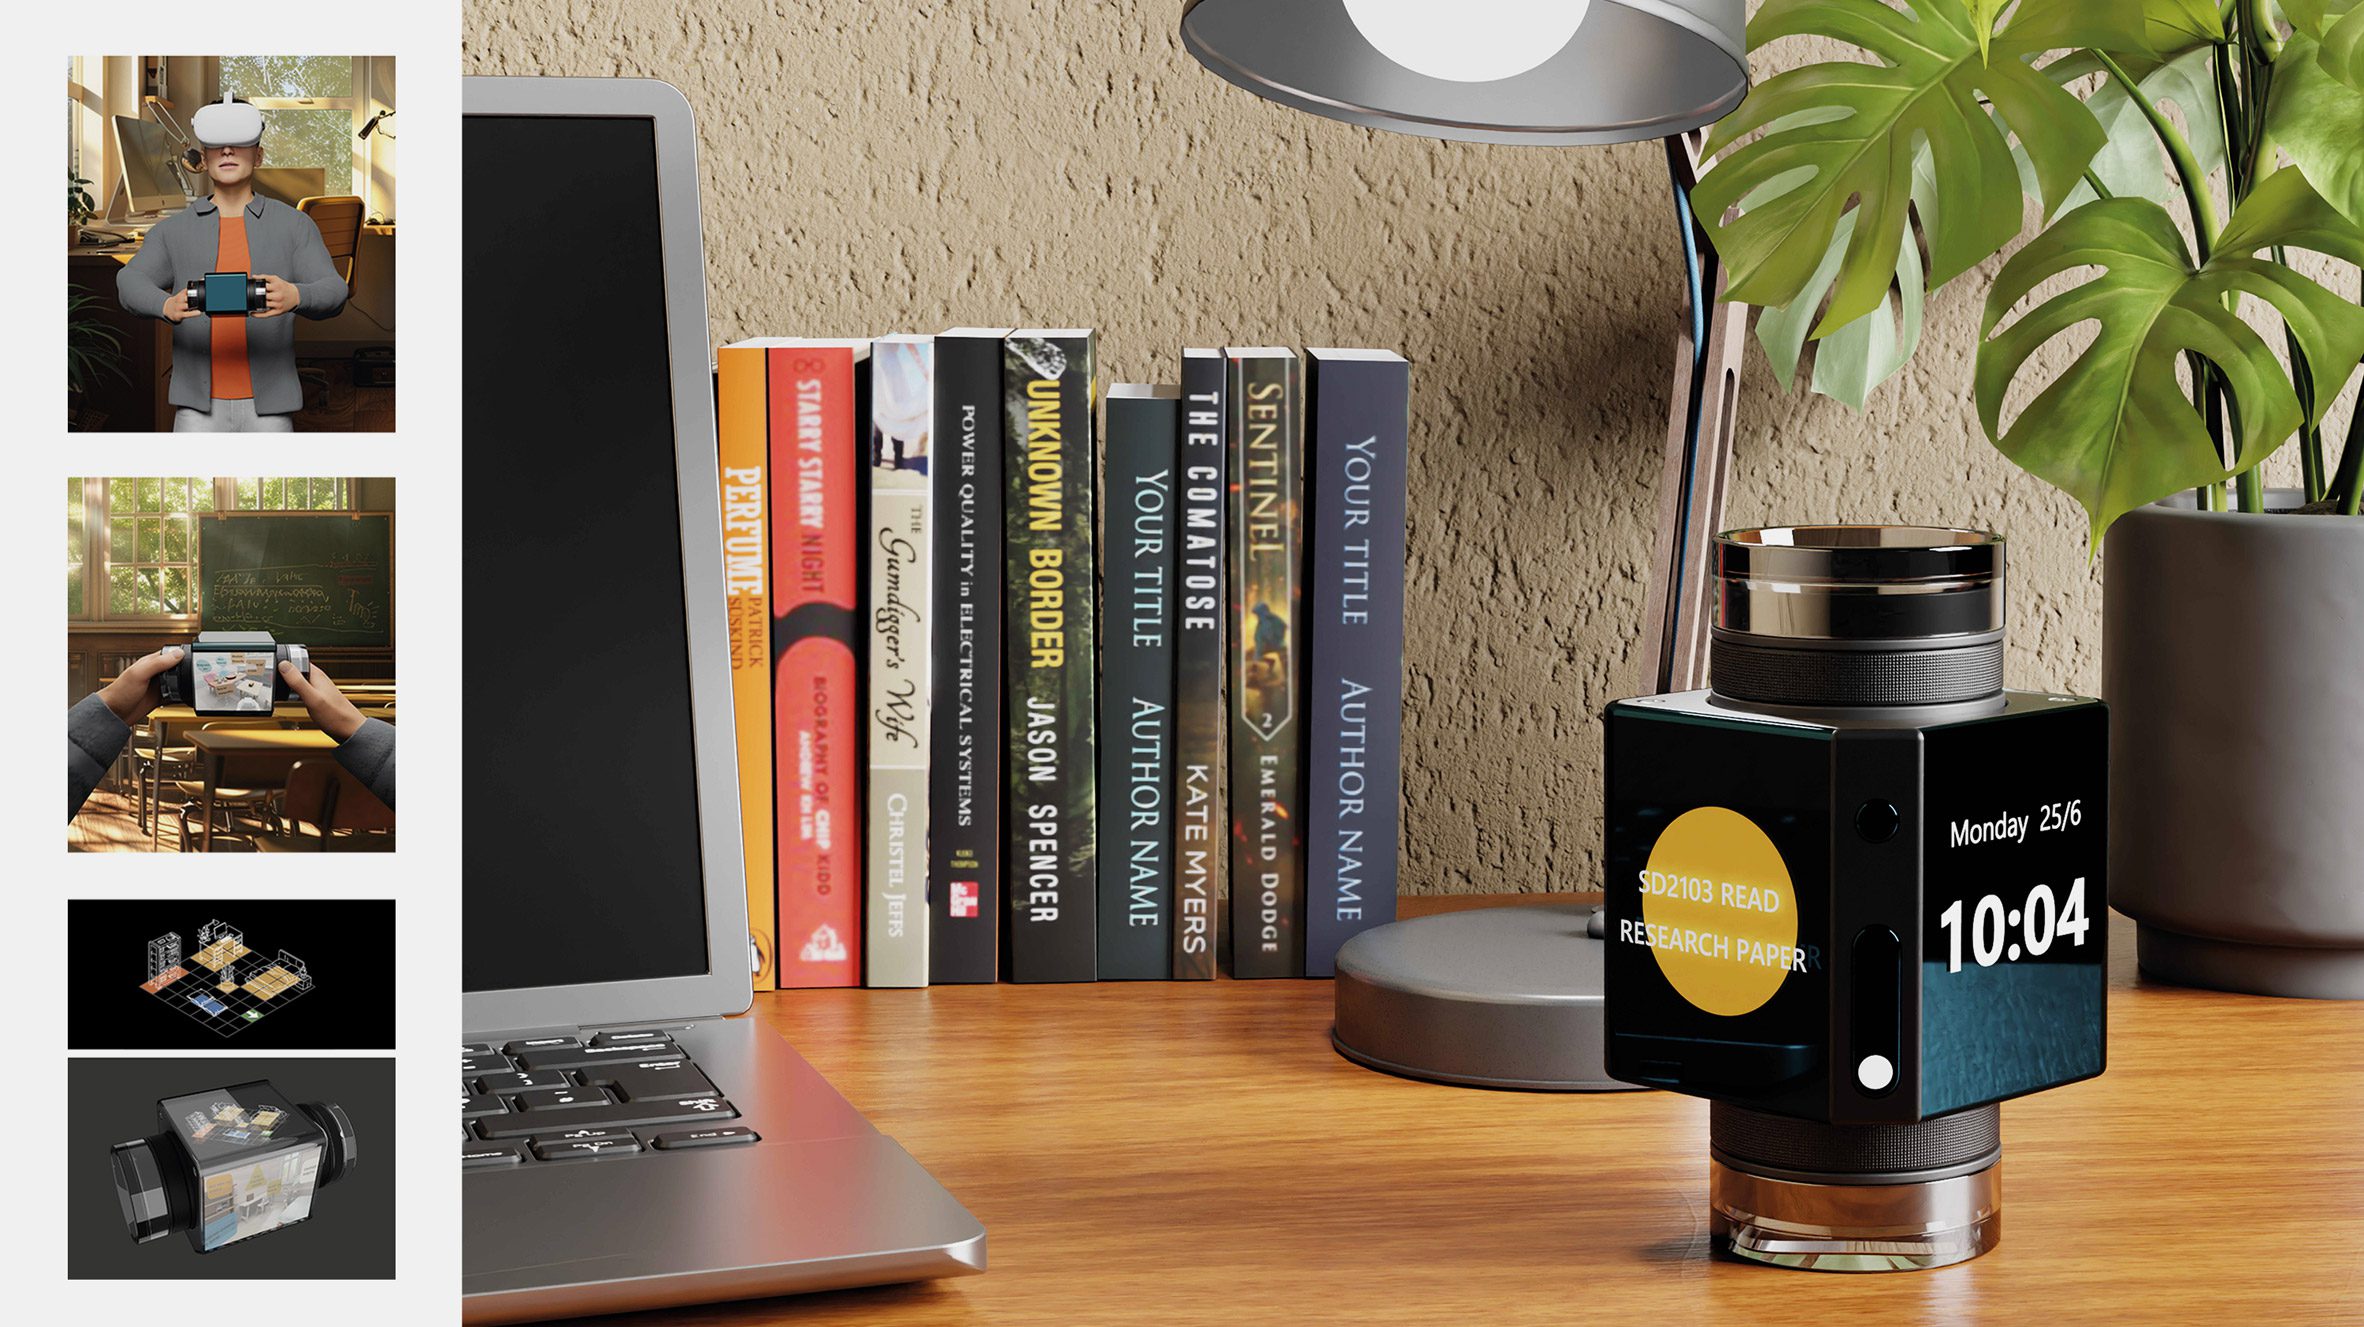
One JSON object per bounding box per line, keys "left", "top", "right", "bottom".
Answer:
{"left": 115, "top": 95, "right": 349, "bottom": 432}
{"left": 67, "top": 647, "right": 396, "bottom": 823}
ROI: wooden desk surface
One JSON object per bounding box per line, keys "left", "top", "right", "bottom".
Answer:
{"left": 639, "top": 895, "right": 2364, "bottom": 1326}
{"left": 185, "top": 728, "right": 340, "bottom": 753}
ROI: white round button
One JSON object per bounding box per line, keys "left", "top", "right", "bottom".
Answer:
{"left": 1857, "top": 1054, "right": 1895, "bottom": 1092}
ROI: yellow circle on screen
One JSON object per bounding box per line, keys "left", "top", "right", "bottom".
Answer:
{"left": 1640, "top": 806, "right": 1800, "bottom": 1016}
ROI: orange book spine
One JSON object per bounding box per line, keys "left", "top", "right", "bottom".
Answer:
{"left": 772, "top": 342, "right": 867, "bottom": 987}
{"left": 718, "top": 346, "right": 777, "bottom": 990}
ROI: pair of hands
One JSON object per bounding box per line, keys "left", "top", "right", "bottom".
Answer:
{"left": 160, "top": 275, "right": 301, "bottom": 322}
{"left": 99, "top": 647, "right": 369, "bottom": 742}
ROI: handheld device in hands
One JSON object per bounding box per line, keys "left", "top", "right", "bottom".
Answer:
{"left": 1603, "top": 526, "right": 2107, "bottom": 1272}
{"left": 185, "top": 273, "right": 270, "bottom": 316}
{"left": 158, "top": 631, "right": 310, "bottom": 714}
{"left": 110, "top": 1078, "right": 357, "bottom": 1252}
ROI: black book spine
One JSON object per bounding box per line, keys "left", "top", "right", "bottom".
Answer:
{"left": 1170, "top": 350, "right": 1227, "bottom": 980}
{"left": 1227, "top": 349, "right": 1306, "bottom": 979}
{"left": 1097, "top": 386, "right": 1180, "bottom": 979}
{"left": 1303, "top": 351, "right": 1408, "bottom": 978}
{"left": 928, "top": 330, "right": 1007, "bottom": 983}
{"left": 1004, "top": 332, "right": 1099, "bottom": 982}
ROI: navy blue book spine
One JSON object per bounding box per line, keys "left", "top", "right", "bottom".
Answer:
{"left": 1303, "top": 350, "right": 1409, "bottom": 978}
{"left": 1096, "top": 386, "right": 1180, "bottom": 978}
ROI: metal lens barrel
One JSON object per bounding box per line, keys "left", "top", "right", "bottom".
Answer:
{"left": 1705, "top": 525, "right": 2007, "bottom": 1271}
{"left": 1711, "top": 525, "right": 2004, "bottom": 710}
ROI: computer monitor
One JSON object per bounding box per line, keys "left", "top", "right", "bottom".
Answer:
{"left": 108, "top": 115, "right": 189, "bottom": 220}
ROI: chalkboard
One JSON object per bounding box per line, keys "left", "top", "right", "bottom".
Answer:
{"left": 198, "top": 513, "right": 394, "bottom": 647}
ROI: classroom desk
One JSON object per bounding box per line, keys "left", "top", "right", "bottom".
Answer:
{"left": 139, "top": 701, "right": 395, "bottom": 846}
{"left": 648, "top": 894, "right": 2364, "bottom": 1326}
{"left": 183, "top": 727, "right": 340, "bottom": 852}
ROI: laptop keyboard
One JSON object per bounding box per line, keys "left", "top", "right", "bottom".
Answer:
{"left": 460, "top": 1030, "right": 757, "bottom": 1167}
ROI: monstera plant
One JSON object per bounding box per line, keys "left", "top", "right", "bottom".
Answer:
{"left": 1701, "top": 0, "right": 2364, "bottom": 999}
{"left": 1697, "top": 0, "right": 2364, "bottom": 533}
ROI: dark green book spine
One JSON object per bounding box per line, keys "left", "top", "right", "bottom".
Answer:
{"left": 1226, "top": 349, "right": 1306, "bottom": 979}
{"left": 1004, "top": 332, "right": 1099, "bottom": 982}
{"left": 1098, "top": 385, "right": 1179, "bottom": 979}
{"left": 1170, "top": 349, "right": 1227, "bottom": 980}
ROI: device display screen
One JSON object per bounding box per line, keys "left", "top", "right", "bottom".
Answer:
{"left": 205, "top": 272, "right": 250, "bottom": 314}
{"left": 459, "top": 112, "right": 711, "bottom": 994}
{"left": 161, "top": 1083, "right": 324, "bottom": 1251}
{"left": 1918, "top": 698, "right": 2108, "bottom": 1114}
{"left": 1604, "top": 706, "right": 1834, "bottom": 1121}
{"left": 189, "top": 647, "right": 276, "bottom": 714}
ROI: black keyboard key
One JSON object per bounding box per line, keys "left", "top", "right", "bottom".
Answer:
{"left": 532, "top": 1136, "right": 643, "bottom": 1161}
{"left": 461, "top": 1052, "right": 512, "bottom": 1076}
{"left": 513, "top": 1042, "right": 688, "bottom": 1072}
{"left": 581, "top": 1057, "right": 716, "bottom": 1102}
{"left": 464, "top": 1042, "right": 493, "bottom": 1054}
{"left": 474, "top": 1095, "right": 737, "bottom": 1138}
{"left": 589, "top": 1029, "right": 674, "bottom": 1048}
{"left": 461, "top": 1089, "right": 507, "bottom": 1119}
{"left": 524, "top": 1127, "right": 636, "bottom": 1146}
{"left": 476, "top": 1070, "right": 573, "bottom": 1094}
{"left": 512, "top": 1086, "right": 614, "bottom": 1112}
{"left": 502, "top": 1036, "right": 582, "bottom": 1056}
{"left": 463, "top": 1141, "right": 526, "bottom": 1168}
{"left": 652, "top": 1126, "right": 759, "bottom": 1150}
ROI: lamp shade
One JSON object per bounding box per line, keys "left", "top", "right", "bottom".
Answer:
{"left": 1180, "top": 0, "right": 1747, "bottom": 146}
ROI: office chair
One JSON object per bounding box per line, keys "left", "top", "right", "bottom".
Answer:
{"left": 297, "top": 195, "right": 367, "bottom": 415}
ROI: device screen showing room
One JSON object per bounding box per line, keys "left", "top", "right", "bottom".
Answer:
{"left": 458, "top": 112, "right": 710, "bottom": 994}
{"left": 204, "top": 272, "right": 249, "bottom": 314}
{"left": 196, "top": 1143, "right": 321, "bottom": 1250}
{"left": 190, "top": 649, "right": 275, "bottom": 714}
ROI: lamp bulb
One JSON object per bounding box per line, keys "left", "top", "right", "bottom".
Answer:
{"left": 1342, "top": 0, "right": 1593, "bottom": 84}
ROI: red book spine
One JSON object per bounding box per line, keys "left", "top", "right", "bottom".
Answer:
{"left": 771, "top": 344, "right": 865, "bottom": 987}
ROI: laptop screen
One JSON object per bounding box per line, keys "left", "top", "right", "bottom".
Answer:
{"left": 460, "top": 113, "right": 712, "bottom": 994}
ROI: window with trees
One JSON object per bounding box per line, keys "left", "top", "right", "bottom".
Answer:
{"left": 68, "top": 478, "right": 352, "bottom": 623}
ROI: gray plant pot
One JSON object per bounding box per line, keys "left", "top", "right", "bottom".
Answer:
{"left": 2104, "top": 490, "right": 2364, "bottom": 999}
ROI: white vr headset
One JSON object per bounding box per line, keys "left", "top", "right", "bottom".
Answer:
{"left": 190, "top": 96, "right": 264, "bottom": 149}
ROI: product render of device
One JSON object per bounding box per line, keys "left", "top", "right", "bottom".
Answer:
{"left": 1602, "top": 526, "right": 2108, "bottom": 1272}
{"left": 110, "top": 1078, "right": 357, "bottom": 1253}
{"left": 157, "top": 631, "right": 310, "bottom": 713}
{"left": 184, "top": 272, "right": 270, "bottom": 316}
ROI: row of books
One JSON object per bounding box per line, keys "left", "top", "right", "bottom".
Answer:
{"left": 717, "top": 331, "right": 1407, "bottom": 985}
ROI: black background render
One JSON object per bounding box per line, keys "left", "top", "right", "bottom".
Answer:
{"left": 68, "top": 900, "right": 396, "bottom": 1050}
{"left": 66, "top": 1056, "right": 395, "bottom": 1280}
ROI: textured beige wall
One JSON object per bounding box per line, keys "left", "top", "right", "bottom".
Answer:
{"left": 461, "top": 1, "right": 2325, "bottom": 895}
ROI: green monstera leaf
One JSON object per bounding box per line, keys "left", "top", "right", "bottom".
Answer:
{"left": 1696, "top": 0, "right": 2163, "bottom": 338}
{"left": 2283, "top": 1, "right": 2364, "bottom": 89}
{"left": 2268, "top": 34, "right": 2364, "bottom": 228}
{"left": 1976, "top": 170, "right": 2364, "bottom": 541}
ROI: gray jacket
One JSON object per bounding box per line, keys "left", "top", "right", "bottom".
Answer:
{"left": 117, "top": 195, "right": 349, "bottom": 416}
{"left": 66, "top": 695, "right": 396, "bottom": 821}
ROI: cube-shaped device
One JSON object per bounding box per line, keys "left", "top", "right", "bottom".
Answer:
{"left": 157, "top": 631, "right": 310, "bottom": 713}
{"left": 1603, "top": 689, "right": 2108, "bottom": 1124}
{"left": 186, "top": 272, "right": 268, "bottom": 316}
{"left": 109, "top": 1079, "right": 356, "bottom": 1253}
{"left": 1605, "top": 525, "right": 2108, "bottom": 1273}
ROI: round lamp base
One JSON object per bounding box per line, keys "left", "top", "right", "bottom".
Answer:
{"left": 1330, "top": 904, "right": 1637, "bottom": 1091}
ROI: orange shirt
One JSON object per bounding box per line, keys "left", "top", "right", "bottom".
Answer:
{"left": 209, "top": 209, "right": 254, "bottom": 401}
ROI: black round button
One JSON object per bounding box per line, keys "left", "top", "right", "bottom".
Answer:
{"left": 1855, "top": 800, "right": 1901, "bottom": 843}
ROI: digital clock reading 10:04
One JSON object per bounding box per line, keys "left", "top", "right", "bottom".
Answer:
{"left": 1937, "top": 877, "right": 2093, "bottom": 973}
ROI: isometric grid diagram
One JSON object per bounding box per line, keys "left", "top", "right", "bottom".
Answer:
{"left": 138, "top": 919, "right": 315, "bottom": 1037}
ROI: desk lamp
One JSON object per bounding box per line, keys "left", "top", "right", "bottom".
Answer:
{"left": 1180, "top": 0, "right": 1750, "bottom": 1089}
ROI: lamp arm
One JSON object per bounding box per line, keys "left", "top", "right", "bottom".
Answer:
{"left": 1638, "top": 132, "right": 1745, "bottom": 696}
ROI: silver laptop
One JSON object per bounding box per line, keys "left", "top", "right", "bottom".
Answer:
{"left": 459, "top": 77, "right": 984, "bottom": 1324}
